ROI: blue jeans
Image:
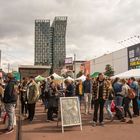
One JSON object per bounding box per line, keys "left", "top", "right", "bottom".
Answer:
{"left": 5, "top": 103, "right": 16, "bottom": 129}
{"left": 105, "top": 100, "right": 113, "bottom": 118}
{"left": 115, "top": 96, "right": 123, "bottom": 107}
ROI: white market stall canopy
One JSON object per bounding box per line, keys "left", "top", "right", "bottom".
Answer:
{"left": 35, "top": 75, "right": 45, "bottom": 81}
{"left": 111, "top": 69, "right": 140, "bottom": 79}
{"left": 76, "top": 75, "right": 86, "bottom": 81}
{"left": 51, "top": 73, "right": 64, "bottom": 80}
{"left": 65, "top": 76, "right": 74, "bottom": 81}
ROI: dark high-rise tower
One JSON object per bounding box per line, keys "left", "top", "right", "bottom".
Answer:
{"left": 34, "top": 17, "right": 67, "bottom": 72}
{"left": 51, "top": 17, "right": 67, "bottom": 69}
{"left": 34, "top": 20, "right": 51, "bottom": 65}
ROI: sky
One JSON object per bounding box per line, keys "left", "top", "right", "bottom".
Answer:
{"left": 0, "top": 0, "right": 140, "bottom": 71}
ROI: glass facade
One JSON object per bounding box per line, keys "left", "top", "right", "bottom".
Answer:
{"left": 34, "top": 17, "right": 67, "bottom": 70}
{"left": 51, "top": 17, "right": 67, "bottom": 69}
{"left": 35, "top": 20, "right": 51, "bottom": 65}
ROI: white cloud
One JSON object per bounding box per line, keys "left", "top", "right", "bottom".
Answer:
{"left": 0, "top": 0, "right": 140, "bottom": 70}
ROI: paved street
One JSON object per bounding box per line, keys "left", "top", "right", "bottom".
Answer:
{"left": 1, "top": 102, "right": 140, "bottom": 140}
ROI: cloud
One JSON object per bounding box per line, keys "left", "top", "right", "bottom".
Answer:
{"left": 0, "top": 0, "right": 140, "bottom": 70}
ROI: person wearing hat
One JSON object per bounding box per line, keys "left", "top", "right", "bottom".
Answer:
{"left": 3, "top": 73, "right": 18, "bottom": 134}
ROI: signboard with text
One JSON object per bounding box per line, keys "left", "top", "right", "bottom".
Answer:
{"left": 127, "top": 43, "right": 140, "bottom": 70}
{"left": 65, "top": 57, "right": 73, "bottom": 64}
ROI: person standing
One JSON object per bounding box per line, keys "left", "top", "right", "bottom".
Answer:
{"left": 121, "top": 79, "right": 133, "bottom": 123}
{"left": 112, "top": 77, "right": 123, "bottom": 107}
{"left": 105, "top": 80, "right": 114, "bottom": 121}
{"left": 137, "top": 79, "right": 140, "bottom": 110}
{"left": 20, "top": 77, "right": 29, "bottom": 117}
{"left": 92, "top": 73, "right": 108, "bottom": 126}
{"left": 83, "top": 74, "right": 92, "bottom": 114}
{"left": 47, "top": 82, "right": 58, "bottom": 121}
{"left": 64, "top": 80, "right": 74, "bottom": 97}
{"left": 3, "top": 73, "right": 18, "bottom": 134}
{"left": 75, "top": 80, "right": 84, "bottom": 106}
{"left": 130, "top": 77, "right": 139, "bottom": 117}
{"left": 26, "top": 76, "right": 39, "bottom": 123}
{"left": 0, "top": 82, "right": 4, "bottom": 119}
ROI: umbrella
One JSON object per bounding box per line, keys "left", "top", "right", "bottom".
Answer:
{"left": 90, "top": 72, "right": 99, "bottom": 78}
{"left": 12, "top": 71, "right": 20, "bottom": 81}
{"left": 35, "top": 75, "right": 45, "bottom": 81}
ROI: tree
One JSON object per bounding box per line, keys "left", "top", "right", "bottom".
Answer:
{"left": 76, "top": 70, "right": 83, "bottom": 78}
{"left": 104, "top": 64, "right": 114, "bottom": 77}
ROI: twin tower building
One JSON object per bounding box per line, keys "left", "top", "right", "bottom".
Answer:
{"left": 34, "top": 17, "right": 67, "bottom": 73}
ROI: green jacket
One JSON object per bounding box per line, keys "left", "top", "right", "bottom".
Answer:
{"left": 27, "top": 82, "right": 39, "bottom": 104}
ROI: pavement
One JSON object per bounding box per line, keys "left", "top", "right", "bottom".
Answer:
{"left": 1, "top": 102, "right": 140, "bottom": 140}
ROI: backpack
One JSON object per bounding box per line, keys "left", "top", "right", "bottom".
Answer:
{"left": 108, "top": 89, "right": 114, "bottom": 100}
{"left": 128, "top": 88, "right": 136, "bottom": 99}
{"left": 113, "top": 83, "right": 122, "bottom": 93}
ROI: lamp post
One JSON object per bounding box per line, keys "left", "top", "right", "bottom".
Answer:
{"left": 2, "top": 63, "right": 10, "bottom": 73}
{"left": 74, "top": 53, "right": 76, "bottom": 79}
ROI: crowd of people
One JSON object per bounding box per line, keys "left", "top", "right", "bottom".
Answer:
{"left": 0, "top": 72, "right": 140, "bottom": 134}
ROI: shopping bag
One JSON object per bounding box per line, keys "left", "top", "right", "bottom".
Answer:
{"left": 111, "top": 100, "right": 115, "bottom": 112}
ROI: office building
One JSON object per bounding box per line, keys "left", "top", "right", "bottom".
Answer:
{"left": 35, "top": 20, "right": 51, "bottom": 66}
{"left": 34, "top": 17, "right": 67, "bottom": 72}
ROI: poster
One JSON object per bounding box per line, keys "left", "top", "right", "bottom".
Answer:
{"left": 127, "top": 43, "right": 140, "bottom": 70}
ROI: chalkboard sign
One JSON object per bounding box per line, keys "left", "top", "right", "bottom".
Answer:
{"left": 60, "top": 97, "right": 82, "bottom": 133}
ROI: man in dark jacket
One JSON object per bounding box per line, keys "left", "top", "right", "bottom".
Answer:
{"left": 83, "top": 74, "right": 92, "bottom": 114}
{"left": 19, "top": 77, "right": 28, "bottom": 117}
{"left": 64, "top": 80, "right": 74, "bottom": 97}
{"left": 92, "top": 73, "right": 108, "bottom": 126}
{"left": 130, "top": 77, "right": 139, "bottom": 117}
{"left": 3, "top": 73, "right": 18, "bottom": 134}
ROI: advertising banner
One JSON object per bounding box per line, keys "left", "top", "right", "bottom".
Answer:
{"left": 127, "top": 43, "right": 140, "bottom": 70}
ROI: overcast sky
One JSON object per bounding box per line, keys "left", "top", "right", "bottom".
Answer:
{"left": 0, "top": 0, "right": 140, "bottom": 71}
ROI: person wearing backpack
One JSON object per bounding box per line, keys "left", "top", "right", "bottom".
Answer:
{"left": 130, "top": 77, "right": 139, "bottom": 117}
{"left": 121, "top": 79, "right": 133, "bottom": 124}
{"left": 3, "top": 73, "right": 18, "bottom": 134}
{"left": 112, "top": 77, "right": 123, "bottom": 107}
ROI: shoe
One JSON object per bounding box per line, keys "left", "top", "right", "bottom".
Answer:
{"left": 127, "top": 120, "right": 134, "bottom": 124}
{"left": 88, "top": 112, "right": 92, "bottom": 115}
{"left": 0, "top": 118, "right": 2, "bottom": 122}
{"left": 29, "top": 121, "right": 32, "bottom": 124}
{"left": 99, "top": 122, "right": 104, "bottom": 126}
{"left": 5, "top": 128, "right": 14, "bottom": 134}
{"left": 133, "top": 114, "right": 138, "bottom": 117}
{"left": 24, "top": 117, "right": 30, "bottom": 120}
{"left": 50, "top": 118, "right": 55, "bottom": 121}
{"left": 24, "top": 114, "right": 28, "bottom": 117}
{"left": 46, "top": 119, "right": 50, "bottom": 122}
{"left": 92, "top": 121, "right": 97, "bottom": 127}
{"left": 110, "top": 116, "right": 114, "bottom": 122}
{"left": 120, "top": 118, "right": 126, "bottom": 122}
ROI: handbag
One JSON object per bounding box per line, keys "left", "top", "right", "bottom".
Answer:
{"left": 111, "top": 100, "right": 115, "bottom": 112}
{"left": 128, "top": 88, "right": 136, "bottom": 99}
